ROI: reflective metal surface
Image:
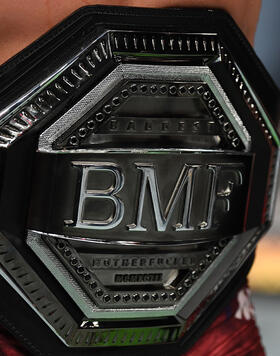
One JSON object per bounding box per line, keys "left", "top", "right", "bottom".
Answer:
{"left": 0, "top": 6, "right": 279, "bottom": 355}
{"left": 38, "top": 65, "right": 251, "bottom": 152}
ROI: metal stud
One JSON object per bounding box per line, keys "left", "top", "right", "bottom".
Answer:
{"left": 78, "top": 127, "right": 87, "bottom": 138}
{"left": 95, "top": 112, "right": 105, "bottom": 122}
{"left": 95, "top": 289, "right": 104, "bottom": 297}
{"left": 113, "top": 294, "right": 121, "bottom": 302}
{"left": 227, "top": 130, "right": 235, "bottom": 139}
{"left": 103, "top": 105, "right": 112, "bottom": 114}
{"left": 208, "top": 99, "right": 216, "bottom": 108}
{"left": 142, "top": 294, "right": 149, "bottom": 302}
{"left": 191, "top": 270, "right": 199, "bottom": 280}
{"left": 199, "top": 261, "right": 206, "bottom": 271}
{"left": 203, "top": 91, "right": 211, "bottom": 100}
{"left": 70, "top": 257, "right": 78, "bottom": 266}
{"left": 169, "top": 85, "right": 177, "bottom": 95}
{"left": 197, "top": 86, "right": 205, "bottom": 95}
{"left": 140, "top": 85, "right": 148, "bottom": 93}
{"left": 184, "top": 278, "right": 192, "bottom": 287}
{"left": 177, "top": 286, "right": 185, "bottom": 296}
{"left": 64, "top": 249, "right": 72, "bottom": 258}
{"left": 76, "top": 265, "right": 85, "bottom": 274}
{"left": 89, "top": 281, "right": 97, "bottom": 289}
{"left": 188, "top": 86, "right": 195, "bottom": 95}
{"left": 103, "top": 295, "right": 111, "bottom": 303}
{"left": 57, "top": 242, "right": 65, "bottom": 250}
{"left": 130, "top": 84, "right": 138, "bottom": 93}
{"left": 121, "top": 89, "right": 129, "bottom": 98}
{"left": 123, "top": 294, "right": 130, "bottom": 302}
{"left": 87, "top": 120, "right": 96, "bottom": 130}
{"left": 151, "top": 293, "right": 159, "bottom": 301}
{"left": 213, "top": 107, "right": 221, "bottom": 116}
{"left": 205, "top": 254, "right": 213, "bottom": 263}
{"left": 232, "top": 137, "right": 240, "bottom": 147}
{"left": 83, "top": 274, "right": 91, "bottom": 283}
{"left": 112, "top": 97, "right": 121, "bottom": 106}
{"left": 69, "top": 136, "right": 78, "bottom": 146}
{"left": 132, "top": 294, "right": 140, "bottom": 302}
{"left": 223, "top": 122, "right": 231, "bottom": 132}
{"left": 179, "top": 86, "right": 186, "bottom": 94}
{"left": 212, "top": 246, "right": 220, "bottom": 256}
{"left": 150, "top": 85, "right": 157, "bottom": 94}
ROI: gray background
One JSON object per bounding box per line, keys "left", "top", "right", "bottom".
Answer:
{"left": 252, "top": 1, "right": 280, "bottom": 355}
{"left": 255, "top": 0, "right": 280, "bottom": 87}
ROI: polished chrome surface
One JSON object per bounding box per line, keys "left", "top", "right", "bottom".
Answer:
{"left": 27, "top": 226, "right": 261, "bottom": 321}
{"left": 127, "top": 163, "right": 197, "bottom": 232}
{"left": 0, "top": 14, "right": 278, "bottom": 350}
{"left": 38, "top": 65, "right": 251, "bottom": 152}
{"left": 73, "top": 162, "right": 125, "bottom": 230}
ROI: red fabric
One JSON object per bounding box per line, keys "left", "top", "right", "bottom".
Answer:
{"left": 183, "top": 287, "right": 265, "bottom": 356}
{"left": 0, "top": 326, "right": 30, "bottom": 356}
{"left": 0, "top": 287, "right": 265, "bottom": 356}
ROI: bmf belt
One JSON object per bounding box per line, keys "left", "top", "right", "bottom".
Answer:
{"left": 0, "top": 6, "right": 279, "bottom": 356}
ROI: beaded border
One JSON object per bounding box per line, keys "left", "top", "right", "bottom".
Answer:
{"left": 55, "top": 80, "right": 242, "bottom": 150}
{"left": 45, "top": 235, "right": 229, "bottom": 309}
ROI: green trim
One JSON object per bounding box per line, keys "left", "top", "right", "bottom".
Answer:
{"left": 70, "top": 324, "right": 184, "bottom": 347}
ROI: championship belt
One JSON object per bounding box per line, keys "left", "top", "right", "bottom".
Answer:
{"left": 0, "top": 6, "right": 279, "bottom": 356}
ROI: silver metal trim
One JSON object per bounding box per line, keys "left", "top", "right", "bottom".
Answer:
{"left": 29, "top": 230, "right": 217, "bottom": 247}
{"left": 38, "top": 148, "right": 252, "bottom": 154}
{"left": 27, "top": 227, "right": 259, "bottom": 321}
{"left": 27, "top": 231, "right": 176, "bottom": 319}
{"left": 38, "top": 65, "right": 251, "bottom": 152}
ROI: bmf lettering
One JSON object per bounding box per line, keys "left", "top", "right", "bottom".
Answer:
{"left": 72, "top": 161, "right": 243, "bottom": 231}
